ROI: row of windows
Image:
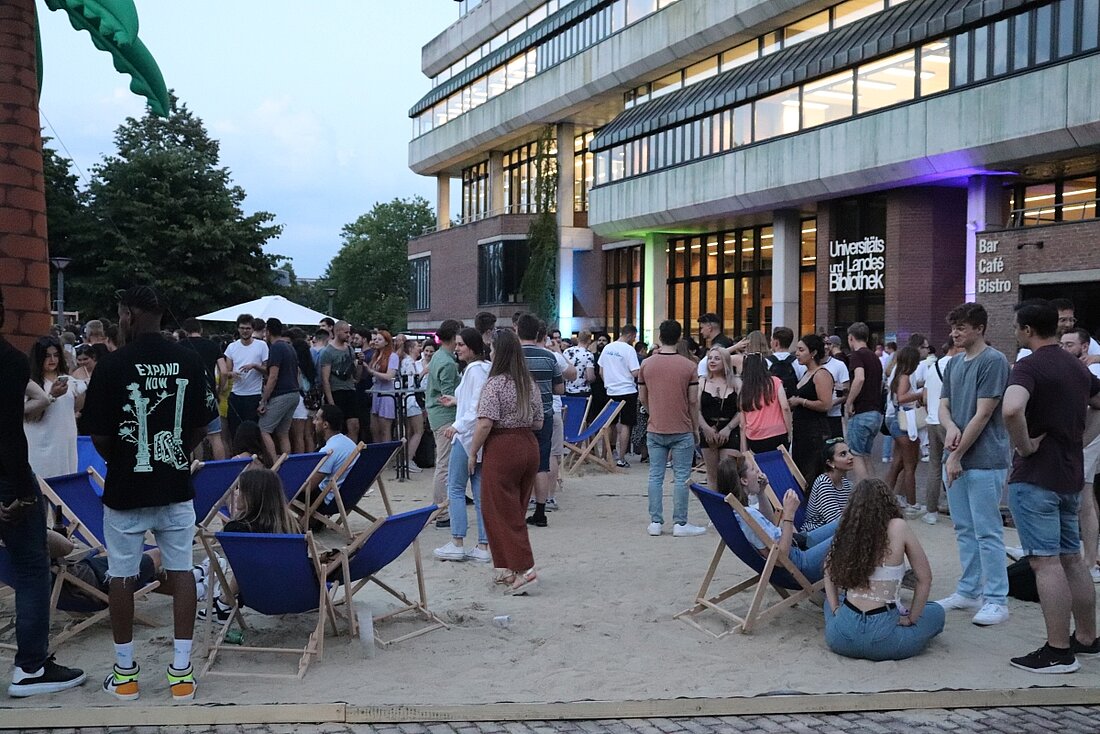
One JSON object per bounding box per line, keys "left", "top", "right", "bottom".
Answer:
{"left": 409, "top": 256, "right": 431, "bottom": 312}
{"left": 593, "top": 0, "right": 1100, "bottom": 186}
{"left": 595, "top": 42, "right": 949, "bottom": 184}
{"left": 461, "top": 161, "right": 490, "bottom": 223}
{"left": 1008, "top": 174, "right": 1099, "bottom": 226}
{"left": 503, "top": 140, "right": 558, "bottom": 215}
{"left": 439, "top": 0, "right": 579, "bottom": 88}
{"left": 605, "top": 246, "right": 644, "bottom": 334}
{"left": 624, "top": 0, "right": 907, "bottom": 109}
{"left": 413, "top": 0, "right": 678, "bottom": 138}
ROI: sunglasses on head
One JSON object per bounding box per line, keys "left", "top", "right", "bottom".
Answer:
{"left": 825, "top": 436, "right": 846, "bottom": 446}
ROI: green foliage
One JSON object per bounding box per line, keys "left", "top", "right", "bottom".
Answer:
{"left": 324, "top": 197, "right": 435, "bottom": 331}
{"left": 520, "top": 126, "right": 559, "bottom": 324}
{"left": 42, "top": 139, "right": 93, "bottom": 262}
{"left": 46, "top": 97, "right": 284, "bottom": 322}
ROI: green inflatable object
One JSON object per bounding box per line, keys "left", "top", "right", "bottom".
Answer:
{"left": 37, "top": 0, "right": 170, "bottom": 117}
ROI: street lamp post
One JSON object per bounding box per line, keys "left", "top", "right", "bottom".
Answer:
{"left": 325, "top": 287, "right": 337, "bottom": 317}
{"left": 49, "top": 257, "right": 73, "bottom": 329}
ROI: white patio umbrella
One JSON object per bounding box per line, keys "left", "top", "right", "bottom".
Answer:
{"left": 197, "top": 295, "right": 333, "bottom": 325}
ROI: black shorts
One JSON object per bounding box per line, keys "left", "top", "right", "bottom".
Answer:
{"left": 330, "top": 389, "right": 359, "bottom": 421}
{"left": 610, "top": 393, "right": 638, "bottom": 428}
{"left": 534, "top": 413, "right": 553, "bottom": 472}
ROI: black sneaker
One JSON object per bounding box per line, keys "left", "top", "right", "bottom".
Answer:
{"left": 1010, "top": 644, "right": 1080, "bottom": 674}
{"left": 8, "top": 656, "right": 87, "bottom": 697}
{"left": 197, "top": 598, "right": 233, "bottom": 625}
{"left": 526, "top": 514, "right": 548, "bottom": 528}
{"left": 435, "top": 517, "right": 451, "bottom": 529}
{"left": 1070, "top": 634, "right": 1100, "bottom": 657}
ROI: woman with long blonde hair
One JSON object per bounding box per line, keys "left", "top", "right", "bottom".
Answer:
{"left": 698, "top": 347, "right": 741, "bottom": 490}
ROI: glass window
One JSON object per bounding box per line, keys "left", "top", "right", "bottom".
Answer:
{"left": 801, "top": 221, "right": 817, "bottom": 267}
{"left": 506, "top": 54, "right": 527, "bottom": 89}
{"left": 761, "top": 31, "right": 782, "bottom": 56}
{"left": 834, "top": 0, "right": 884, "bottom": 28}
{"left": 626, "top": 0, "right": 657, "bottom": 24}
{"left": 684, "top": 56, "right": 718, "bottom": 86}
{"left": 409, "top": 256, "right": 430, "bottom": 312}
{"left": 857, "top": 50, "right": 916, "bottom": 113}
{"left": 1062, "top": 177, "right": 1097, "bottom": 221}
{"left": 759, "top": 226, "right": 774, "bottom": 272}
{"left": 700, "top": 115, "right": 712, "bottom": 157}
{"left": 611, "top": 146, "right": 625, "bottom": 181}
{"left": 1035, "top": 4, "right": 1053, "bottom": 64}
{"left": 971, "top": 25, "right": 988, "bottom": 82}
{"left": 754, "top": 88, "right": 800, "bottom": 141}
{"left": 490, "top": 31, "right": 507, "bottom": 53}
{"left": 1057, "top": 0, "right": 1076, "bottom": 57}
{"left": 528, "top": 4, "right": 548, "bottom": 26}
{"left": 1085, "top": 0, "right": 1099, "bottom": 50}
{"left": 611, "top": 0, "right": 627, "bottom": 31}
{"left": 650, "top": 71, "right": 683, "bottom": 99}
{"left": 801, "top": 70, "right": 854, "bottom": 127}
{"left": 733, "top": 105, "right": 752, "bottom": 146}
{"left": 1021, "top": 182, "right": 1058, "bottom": 225}
{"left": 720, "top": 41, "right": 758, "bottom": 72}
{"left": 478, "top": 240, "right": 529, "bottom": 306}
{"left": 470, "top": 75, "right": 489, "bottom": 108}
{"left": 712, "top": 112, "right": 724, "bottom": 152}
{"left": 785, "top": 11, "right": 829, "bottom": 46}
{"left": 919, "top": 42, "right": 951, "bottom": 95}
{"left": 1013, "top": 11, "right": 1030, "bottom": 70}
{"left": 488, "top": 65, "right": 507, "bottom": 98}
{"left": 800, "top": 271, "right": 816, "bottom": 338}
{"left": 596, "top": 150, "right": 610, "bottom": 185}
{"left": 433, "top": 101, "right": 448, "bottom": 129}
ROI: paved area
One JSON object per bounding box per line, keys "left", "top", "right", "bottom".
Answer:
{"left": 17, "top": 706, "right": 1100, "bottom": 733}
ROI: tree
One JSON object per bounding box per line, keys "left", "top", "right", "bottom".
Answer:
{"left": 42, "top": 141, "right": 93, "bottom": 267}
{"left": 53, "top": 98, "right": 284, "bottom": 321}
{"left": 325, "top": 197, "right": 435, "bottom": 331}
{"left": 520, "top": 125, "right": 559, "bottom": 324}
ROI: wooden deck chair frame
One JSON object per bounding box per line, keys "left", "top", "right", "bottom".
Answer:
{"left": 297, "top": 441, "right": 401, "bottom": 540}
{"left": 199, "top": 531, "right": 343, "bottom": 680}
{"left": 275, "top": 450, "right": 332, "bottom": 516}
{"left": 329, "top": 505, "right": 449, "bottom": 647}
{"left": 674, "top": 485, "right": 823, "bottom": 637}
{"left": 192, "top": 455, "right": 256, "bottom": 530}
{"left": 561, "top": 395, "right": 592, "bottom": 438}
{"left": 39, "top": 471, "right": 106, "bottom": 556}
{"left": 563, "top": 399, "right": 625, "bottom": 476}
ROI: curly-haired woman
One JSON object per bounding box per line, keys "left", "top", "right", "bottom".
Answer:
{"left": 823, "top": 478, "right": 945, "bottom": 661}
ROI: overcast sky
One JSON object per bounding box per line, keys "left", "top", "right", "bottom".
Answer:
{"left": 38, "top": 1, "right": 460, "bottom": 278}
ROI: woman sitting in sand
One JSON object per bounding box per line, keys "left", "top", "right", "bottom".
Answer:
{"left": 801, "top": 439, "right": 855, "bottom": 532}
{"left": 717, "top": 455, "right": 836, "bottom": 583}
{"left": 823, "top": 478, "right": 944, "bottom": 661}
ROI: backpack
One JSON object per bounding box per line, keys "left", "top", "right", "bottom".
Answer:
{"left": 766, "top": 354, "right": 799, "bottom": 398}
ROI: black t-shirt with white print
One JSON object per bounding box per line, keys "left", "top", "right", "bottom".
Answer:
{"left": 83, "top": 333, "right": 217, "bottom": 510}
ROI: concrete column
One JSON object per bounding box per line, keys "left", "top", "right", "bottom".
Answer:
{"left": 771, "top": 209, "right": 802, "bottom": 332}
{"left": 489, "top": 151, "right": 505, "bottom": 214}
{"left": 965, "top": 176, "right": 1003, "bottom": 302}
{"left": 641, "top": 234, "right": 669, "bottom": 346}
{"left": 557, "top": 246, "right": 574, "bottom": 334}
{"left": 435, "top": 175, "right": 450, "bottom": 230}
{"left": 556, "top": 123, "right": 575, "bottom": 228}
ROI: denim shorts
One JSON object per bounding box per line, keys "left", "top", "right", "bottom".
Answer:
{"left": 1008, "top": 482, "right": 1081, "bottom": 557}
{"left": 103, "top": 502, "right": 196, "bottom": 577}
{"left": 846, "top": 410, "right": 882, "bottom": 456}
{"left": 206, "top": 415, "right": 222, "bottom": 435}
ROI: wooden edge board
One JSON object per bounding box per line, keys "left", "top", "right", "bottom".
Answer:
{"left": 1, "top": 688, "right": 1097, "bottom": 728}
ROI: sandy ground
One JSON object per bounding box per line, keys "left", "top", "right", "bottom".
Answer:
{"left": 3, "top": 442, "right": 1099, "bottom": 708}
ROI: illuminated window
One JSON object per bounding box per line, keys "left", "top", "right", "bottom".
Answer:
{"left": 856, "top": 51, "right": 915, "bottom": 113}
{"left": 754, "top": 89, "right": 801, "bottom": 141}
{"left": 802, "top": 70, "right": 854, "bottom": 127}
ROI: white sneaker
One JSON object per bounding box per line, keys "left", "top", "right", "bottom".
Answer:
{"left": 1005, "top": 546, "right": 1026, "bottom": 562}
{"left": 935, "top": 592, "right": 983, "bottom": 611}
{"left": 903, "top": 504, "right": 926, "bottom": 520}
{"left": 433, "top": 541, "right": 467, "bottom": 561}
{"left": 1090, "top": 566, "right": 1100, "bottom": 584}
{"left": 408, "top": 461, "right": 423, "bottom": 473}
{"left": 672, "top": 523, "right": 707, "bottom": 537}
{"left": 465, "top": 546, "right": 492, "bottom": 563}
{"left": 972, "top": 602, "right": 1010, "bottom": 626}
{"left": 921, "top": 512, "right": 938, "bottom": 525}
{"left": 881, "top": 456, "right": 891, "bottom": 463}
{"left": 545, "top": 498, "right": 559, "bottom": 512}
{"left": 647, "top": 522, "right": 663, "bottom": 536}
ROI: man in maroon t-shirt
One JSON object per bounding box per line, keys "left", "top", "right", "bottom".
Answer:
{"left": 1004, "top": 299, "right": 1100, "bottom": 674}
{"left": 844, "top": 322, "right": 884, "bottom": 482}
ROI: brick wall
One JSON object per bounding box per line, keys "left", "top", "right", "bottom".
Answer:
{"left": 973, "top": 219, "right": 1100, "bottom": 355}
{"left": 0, "top": 0, "right": 51, "bottom": 351}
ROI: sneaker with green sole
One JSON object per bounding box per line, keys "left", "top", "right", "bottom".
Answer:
{"left": 167, "top": 663, "right": 196, "bottom": 702}
{"left": 102, "top": 663, "right": 140, "bottom": 701}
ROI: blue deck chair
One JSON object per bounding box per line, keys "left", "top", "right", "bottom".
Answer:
{"left": 673, "top": 484, "right": 823, "bottom": 637}
{"left": 191, "top": 456, "right": 254, "bottom": 529}
{"left": 330, "top": 504, "right": 448, "bottom": 647}
{"left": 76, "top": 436, "right": 107, "bottom": 483}
{"left": 562, "top": 399, "right": 624, "bottom": 476}
{"left": 561, "top": 395, "right": 590, "bottom": 439}
{"left": 275, "top": 451, "right": 329, "bottom": 505}
{"left": 299, "top": 441, "right": 401, "bottom": 539}
{"left": 752, "top": 446, "right": 808, "bottom": 529}
{"left": 200, "top": 531, "right": 342, "bottom": 679}
{"left": 40, "top": 472, "right": 108, "bottom": 554}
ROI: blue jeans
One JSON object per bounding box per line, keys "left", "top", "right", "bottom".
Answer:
{"left": 825, "top": 600, "right": 945, "bottom": 660}
{"left": 1008, "top": 482, "right": 1082, "bottom": 557}
{"left": 0, "top": 478, "right": 50, "bottom": 673}
{"left": 446, "top": 441, "right": 486, "bottom": 545}
{"left": 788, "top": 520, "right": 838, "bottom": 583}
{"left": 945, "top": 467, "right": 1008, "bottom": 605}
{"left": 646, "top": 432, "right": 695, "bottom": 525}
{"left": 846, "top": 410, "right": 881, "bottom": 457}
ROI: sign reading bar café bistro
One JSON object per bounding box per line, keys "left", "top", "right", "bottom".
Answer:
{"left": 829, "top": 236, "right": 885, "bottom": 292}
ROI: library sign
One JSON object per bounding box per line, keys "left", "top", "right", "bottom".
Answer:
{"left": 829, "top": 236, "right": 885, "bottom": 292}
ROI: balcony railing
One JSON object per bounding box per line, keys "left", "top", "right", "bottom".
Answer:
{"left": 1009, "top": 198, "right": 1099, "bottom": 228}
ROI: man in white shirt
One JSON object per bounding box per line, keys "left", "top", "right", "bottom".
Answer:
{"left": 598, "top": 325, "right": 641, "bottom": 468}
{"left": 307, "top": 404, "right": 358, "bottom": 516}
{"left": 1017, "top": 298, "right": 1100, "bottom": 361}
{"left": 1061, "top": 328, "right": 1100, "bottom": 583}
{"left": 921, "top": 342, "right": 957, "bottom": 525}
{"left": 820, "top": 349, "right": 850, "bottom": 440}
{"left": 221, "top": 313, "right": 268, "bottom": 439}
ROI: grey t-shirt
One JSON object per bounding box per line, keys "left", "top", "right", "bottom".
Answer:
{"left": 940, "top": 345, "right": 1010, "bottom": 470}
{"left": 319, "top": 343, "right": 357, "bottom": 392}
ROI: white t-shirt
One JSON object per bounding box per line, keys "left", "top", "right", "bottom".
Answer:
{"left": 551, "top": 351, "right": 570, "bottom": 413}
{"left": 821, "top": 357, "right": 850, "bottom": 418}
{"left": 224, "top": 339, "right": 269, "bottom": 396}
{"left": 1018, "top": 338, "right": 1100, "bottom": 361}
{"left": 598, "top": 341, "right": 640, "bottom": 396}
{"left": 923, "top": 354, "right": 954, "bottom": 425}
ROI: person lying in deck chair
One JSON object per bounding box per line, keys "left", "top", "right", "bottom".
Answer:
{"left": 45, "top": 530, "right": 162, "bottom": 606}
{"left": 717, "top": 455, "right": 837, "bottom": 584}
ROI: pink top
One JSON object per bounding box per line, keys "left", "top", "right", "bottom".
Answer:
{"left": 742, "top": 376, "right": 787, "bottom": 440}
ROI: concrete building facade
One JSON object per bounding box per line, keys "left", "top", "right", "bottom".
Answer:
{"left": 408, "top": 0, "right": 1100, "bottom": 352}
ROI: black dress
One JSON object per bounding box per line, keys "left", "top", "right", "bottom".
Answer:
{"left": 791, "top": 369, "right": 832, "bottom": 485}
{"left": 699, "top": 379, "right": 740, "bottom": 450}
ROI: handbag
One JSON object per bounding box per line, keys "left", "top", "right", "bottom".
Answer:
{"left": 898, "top": 405, "right": 928, "bottom": 432}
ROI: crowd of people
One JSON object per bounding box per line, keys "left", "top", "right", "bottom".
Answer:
{"left": 3, "top": 283, "right": 1100, "bottom": 703}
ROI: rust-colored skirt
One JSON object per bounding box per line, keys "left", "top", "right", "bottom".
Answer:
{"left": 480, "top": 427, "right": 538, "bottom": 572}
